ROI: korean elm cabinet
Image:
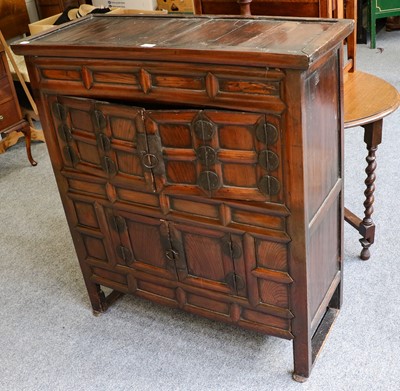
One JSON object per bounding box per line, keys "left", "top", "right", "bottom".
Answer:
{"left": 12, "top": 14, "right": 353, "bottom": 381}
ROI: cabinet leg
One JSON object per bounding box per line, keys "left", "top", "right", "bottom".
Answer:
{"left": 83, "top": 278, "right": 124, "bottom": 315}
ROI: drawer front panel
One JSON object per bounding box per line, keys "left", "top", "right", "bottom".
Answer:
{"left": 34, "top": 58, "right": 286, "bottom": 114}
{"left": 0, "top": 99, "right": 20, "bottom": 130}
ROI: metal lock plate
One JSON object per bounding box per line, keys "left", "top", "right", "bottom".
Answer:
{"left": 141, "top": 153, "right": 159, "bottom": 169}
{"left": 165, "top": 249, "right": 179, "bottom": 262}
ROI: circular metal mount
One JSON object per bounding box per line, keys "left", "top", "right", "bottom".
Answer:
{"left": 258, "top": 150, "right": 279, "bottom": 171}
{"left": 196, "top": 146, "right": 217, "bottom": 166}
{"left": 256, "top": 122, "right": 279, "bottom": 145}
{"left": 198, "top": 170, "right": 221, "bottom": 191}
{"left": 258, "top": 175, "right": 280, "bottom": 196}
{"left": 193, "top": 119, "right": 216, "bottom": 141}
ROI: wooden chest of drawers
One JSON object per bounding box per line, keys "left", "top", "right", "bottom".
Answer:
{"left": 13, "top": 14, "right": 353, "bottom": 381}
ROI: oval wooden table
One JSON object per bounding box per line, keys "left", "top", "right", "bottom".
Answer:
{"left": 344, "top": 71, "right": 400, "bottom": 260}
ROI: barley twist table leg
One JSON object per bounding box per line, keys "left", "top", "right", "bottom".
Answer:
{"left": 359, "top": 120, "right": 383, "bottom": 260}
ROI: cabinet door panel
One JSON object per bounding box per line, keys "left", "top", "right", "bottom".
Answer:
{"left": 67, "top": 195, "right": 118, "bottom": 268}
{"left": 145, "top": 109, "right": 283, "bottom": 202}
{"left": 109, "top": 210, "right": 178, "bottom": 281}
{"left": 170, "top": 223, "right": 247, "bottom": 296}
{"left": 243, "top": 233, "right": 292, "bottom": 314}
{"left": 49, "top": 95, "right": 154, "bottom": 192}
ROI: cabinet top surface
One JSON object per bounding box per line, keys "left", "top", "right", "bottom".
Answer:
{"left": 13, "top": 14, "right": 353, "bottom": 68}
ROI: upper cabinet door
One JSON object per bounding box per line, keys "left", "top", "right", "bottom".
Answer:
{"left": 144, "top": 109, "right": 283, "bottom": 203}
{"left": 49, "top": 95, "right": 283, "bottom": 203}
{"left": 49, "top": 95, "right": 155, "bottom": 193}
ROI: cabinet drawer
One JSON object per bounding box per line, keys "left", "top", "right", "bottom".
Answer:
{"left": 34, "top": 58, "right": 286, "bottom": 114}
{"left": 0, "top": 99, "right": 20, "bottom": 130}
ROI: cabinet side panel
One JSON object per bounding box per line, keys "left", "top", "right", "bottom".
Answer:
{"left": 304, "top": 50, "right": 343, "bottom": 324}
{"left": 304, "top": 53, "right": 341, "bottom": 220}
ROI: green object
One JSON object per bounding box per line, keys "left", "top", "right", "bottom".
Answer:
{"left": 368, "top": 0, "right": 400, "bottom": 48}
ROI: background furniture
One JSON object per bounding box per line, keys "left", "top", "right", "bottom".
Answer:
{"left": 343, "top": 71, "right": 399, "bottom": 259}
{"left": 193, "top": 0, "right": 354, "bottom": 71}
{"left": 193, "top": 0, "right": 341, "bottom": 17}
{"left": 34, "top": 0, "right": 92, "bottom": 19}
{"left": 0, "top": 32, "right": 36, "bottom": 164}
{"left": 368, "top": 0, "right": 400, "bottom": 48}
{"left": 357, "top": 0, "right": 368, "bottom": 43}
{"left": 0, "top": 0, "right": 30, "bottom": 40}
{"left": 13, "top": 14, "right": 353, "bottom": 381}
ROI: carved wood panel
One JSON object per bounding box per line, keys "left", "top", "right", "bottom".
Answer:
{"left": 49, "top": 95, "right": 283, "bottom": 203}
{"left": 34, "top": 58, "right": 285, "bottom": 114}
{"left": 49, "top": 95, "right": 155, "bottom": 193}
{"left": 145, "top": 109, "right": 283, "bottom": 202}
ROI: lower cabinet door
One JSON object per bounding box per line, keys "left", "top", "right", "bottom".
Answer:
{"left": 106, "top": 207, "right": 248, "bottom": 297}
{"left": 169, "top": 222, "right": 247, "bottom": 297}
{"left": 108, "top": 209, "right": 178, "bottom": 281}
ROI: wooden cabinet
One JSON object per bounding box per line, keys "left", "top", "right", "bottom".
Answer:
{"left": 13, "top": 14, "right": 353, "bottom": 381}
{"left": 34, "top": 0, "right": 91, "bottom": 19}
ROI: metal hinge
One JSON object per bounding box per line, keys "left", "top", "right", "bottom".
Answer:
{"left": 52, "top": 102, "right": 67, "bottom": 121}
{"left": 97, "top": 133, "right": 111, "bottom": 152}
{"left": 63, "top": 146, "right": 79, "bottom": 166}
{"left": 256, "top": 118, "right": 278, "bottom": 145}
{"left": 111, "top": 215, "right": 127, "bottom": 233}
{"left": 222, "top": 237, "right": 242, "bottom": 259}
{"left": 101, "top": 156, "right": 117, "bottom": 176}
{"left": 92, "top": 109, "right": 107, "bottom": 130}
{"left": 116, "top": 245, "right": 133, "bottom": 264}
{"left": 225, "top": 272, "right": 245, "bottom": 292}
